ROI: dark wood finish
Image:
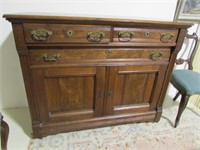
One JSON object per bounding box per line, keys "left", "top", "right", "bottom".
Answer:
{"left": 172, "top": 33, "right": 199, "bottom": 127}
{"left": 174, "top": 95, "right": 190, "bottom": 127}
{"left": 23, "top": 23, "right": 111, "bottom": 44}
{"left": 104, "top": 65, "right": 168, "bottom": 116}
{"left": 3, "top": 14, "right": 191, "bottom": 28}
{"left": 3, "top": 14, "right": 192, "bottom": 137}
{"left": 113, "top": 27, "right": 178, "bottom": 44}
{"left": 31, "top": 67, "right": 105, "bottom": 122}
{"left": 29, "top": 48, "right": 171, "bottom": 65}
{"left": 1, "top": 115, "right": 9, "bottom": 150}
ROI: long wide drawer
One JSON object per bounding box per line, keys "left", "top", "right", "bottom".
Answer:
{"left": 29, "top": 48, "right": 171, "bottom": 65}
{"left": 23, "top": 23, "right": 111, "bottom": 44}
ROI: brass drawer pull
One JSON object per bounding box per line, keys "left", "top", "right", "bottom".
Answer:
{"left": 43, "top": 54, "right": 60, "bottom": 62}
{"left": 118, "top": 31, "right": 134, "bottom": 42}
{"left": 150, "top": 52, "right": 162, "bottom": 61}
{"left": 31, "top": 29, "right": 52, "bottom": 41}
{"left": 160, "top": 33, "right": 174, "bottom": 43}
{"left": 87, "top": 31, "right": 105, "bottom": 42}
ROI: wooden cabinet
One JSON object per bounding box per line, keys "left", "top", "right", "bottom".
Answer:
{"left": 3, "top": 14, "right": 192, "bottom": 137}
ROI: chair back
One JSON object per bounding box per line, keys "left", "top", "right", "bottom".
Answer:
{"left": 176, "top": 33, "right": 199, "bottom": 70}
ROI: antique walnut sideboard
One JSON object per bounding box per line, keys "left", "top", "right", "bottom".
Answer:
{"left": 3, "top": 14, "right": 192, "bottom": 138}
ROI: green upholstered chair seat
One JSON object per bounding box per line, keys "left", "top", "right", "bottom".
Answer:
{"left": 171, "top": 70, "right": 200, "bottom": 95}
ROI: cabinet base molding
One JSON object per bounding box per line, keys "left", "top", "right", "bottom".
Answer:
{"left": 33, "top": 111, "right": 155, "bottom": 138}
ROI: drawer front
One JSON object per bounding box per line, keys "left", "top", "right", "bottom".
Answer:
{"left": 30, "top": 48, "right": 170, "bottom": 65}
{"left": 113, "top": 28, "right": 178, "bottom": 44}
{"left": 23, "top": 23, "right": 111, "bottom": 44}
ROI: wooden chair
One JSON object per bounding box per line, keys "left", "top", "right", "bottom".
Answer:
{"left": 170, "top": 33, "right": 199, "bottom": 127}
{"left": 1, "top": 113, "right": 9, "bottom": 150}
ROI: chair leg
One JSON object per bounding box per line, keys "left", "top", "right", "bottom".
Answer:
{"left": 174, "top": 95, "right": 190, "bottom": 128}
{"left": 1, "top": 116, "right": 9, "bottom": 150}
{"left": 173, "top": 91, "right": 181, "bottom": 101}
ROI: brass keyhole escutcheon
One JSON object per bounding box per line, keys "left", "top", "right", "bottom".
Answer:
{"left": 145, "top": 32, "right": 150, "bottom": 37}
{"left": 106, "top": 49, "right": 112, "bottom": 56}
{"left": 66, "top": 29, "right": 74, "bottom": 37}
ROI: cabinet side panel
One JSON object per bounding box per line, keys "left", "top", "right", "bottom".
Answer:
{"left": 12, "top": 24, "right": 27, "bottom": 51}
{"left": 155, "top": 29, "right": 188, "bottom": 122}
{"left": 19, "top": 55, "right": 40, "bottom": 124}
{"left": 12, "top": 23, "right": 40, "bottom": 126}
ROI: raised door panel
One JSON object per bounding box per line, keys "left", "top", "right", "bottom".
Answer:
{"left": 104, "top": 65, "right": 168, "bottom": 115}
{"left": 31, "top": 67, "right": 106, "bottom": 123}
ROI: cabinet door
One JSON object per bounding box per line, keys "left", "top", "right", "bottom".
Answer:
{"left": 31, "top": 67, "right": 106, "bottom": 122}
{"left": 104, "top": 65, "right": 167, "bottom": 115}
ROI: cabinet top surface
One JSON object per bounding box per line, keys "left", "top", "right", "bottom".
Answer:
{"left": 3, "top": 14, "right": 192, "bottom": 28}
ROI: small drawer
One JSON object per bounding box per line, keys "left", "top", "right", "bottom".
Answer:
{"left": 23, "top": 23, "right": 111, "bottom": 44}
{"left": 113, "top": 27, "right": 178, "bottom": 44}
{"left": 30, "top": 48, "right": 170, "bottom": 65}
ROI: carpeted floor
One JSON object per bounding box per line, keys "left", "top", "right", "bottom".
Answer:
{"left": 28, "top": 99, "right": 200, "bottom": 150}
